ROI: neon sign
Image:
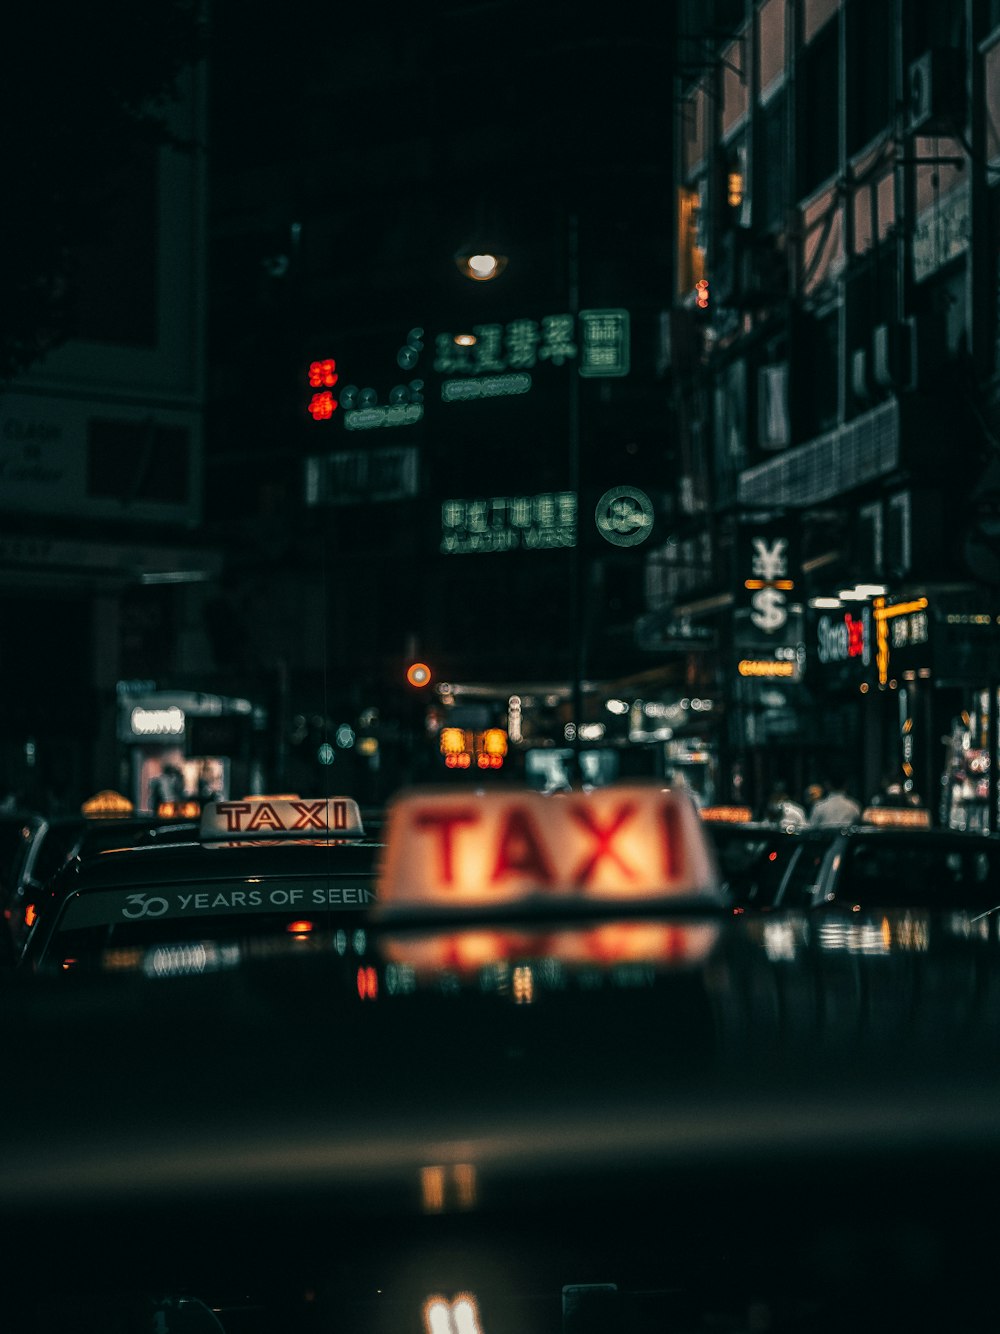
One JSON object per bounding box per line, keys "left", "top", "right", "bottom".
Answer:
{"left": 441, "top": 492, "right": 576, "bottom": 554}
{"left": 817, "top": 609, "right": 871, "bottom": 664}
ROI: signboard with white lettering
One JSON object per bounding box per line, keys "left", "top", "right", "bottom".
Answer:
{"left": 0, "top": 391, "right": 200, "bottom": 524}
{"left": 440, "top": 492, "right": 577, "bottom": 554}
{"left": 595, "top": 486, "right": 654, "bottom": 547}
{"left": 740, "top": 523, "right": 798, "bottom": 635}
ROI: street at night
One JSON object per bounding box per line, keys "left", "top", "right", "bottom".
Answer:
{"left": 2, "top": 0, "right": 1000, "bottom": 1328}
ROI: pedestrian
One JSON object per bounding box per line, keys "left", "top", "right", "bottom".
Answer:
{"left": 809, "top": 774, "right": 862, "bottom": 826}
{"left": 764, "top": 779, "right": 808, "bottom": 828}
{"left": 803, "top": 780, "right": 825, "bottom": 815}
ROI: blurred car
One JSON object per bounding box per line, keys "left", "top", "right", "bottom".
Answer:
{"left": 18, "top": 792, "right": 385, "bottom": 975}
{"left": 701, "top": 814, "right": 838, "bottom": 911}
{"left": 0, "top": 808, "right": 44, "bottom": 917}
{"left": 3, "top": 782, "right": 1000, "bottom": 1329}
{"left": 2, "top": 790, "right": 201, "bottom": 953}
{"left": 802, "top": 820, "right": 1000, "bottom": 913}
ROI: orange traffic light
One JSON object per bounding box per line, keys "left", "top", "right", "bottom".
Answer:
{"left": 406, "top": 662, "right": 432, "bottom": 687}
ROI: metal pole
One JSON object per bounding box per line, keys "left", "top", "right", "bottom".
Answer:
{"left": 568, "top": 209, "right": 584, "bottom": 786}
{"left": 990, "top": 678, "right": 999, "bottom": 835}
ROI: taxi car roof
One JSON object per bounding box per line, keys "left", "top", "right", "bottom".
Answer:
{"left": 35, "top": 832, "right": 385, "bottom": 888}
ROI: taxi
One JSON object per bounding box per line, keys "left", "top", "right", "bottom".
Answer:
{"left": 2, "top": 790, "right": 200, "bottom": 954}
{"left": 699, "top": 807, "right": 836, "bottom": 911}
{"left": 801, "top": 816, "right": 1000, "bottom": 912}
{"left": 4, "top": 780, "right": 1000, "bottom": 1329}
{"left": 18, "top": 793, "right": 384, "bottom": 974}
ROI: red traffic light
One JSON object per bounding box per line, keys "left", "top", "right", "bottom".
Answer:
{"left": 406, "top": 662, "right": 432, "bottom": 687}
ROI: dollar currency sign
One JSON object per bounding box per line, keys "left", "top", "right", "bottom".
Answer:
{"left": 751, "top": 588, "right": 786, "bottom": 632}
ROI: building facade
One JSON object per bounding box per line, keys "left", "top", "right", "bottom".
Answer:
{"left": 664, "top": 0, "right": 1000, "bottom": 823}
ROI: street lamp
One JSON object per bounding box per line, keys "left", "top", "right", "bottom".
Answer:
{"left": 453, "top": 247, "right": 508, "bottom": 281}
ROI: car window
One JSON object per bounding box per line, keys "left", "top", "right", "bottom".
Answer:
{"left": 711, "top": 832, "right": 794, "bottom": 907}
{"left": 28, "top": 820, "right": 86, "bottom": 886}
{"left": 838, "top": 839, "right": 1000, "bottom": 908}
{"left": 778, "top": 837, "right": 835, "bottom": 908}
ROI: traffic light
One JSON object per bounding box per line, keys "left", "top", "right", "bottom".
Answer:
{"left": 406, "top": 661, "right": 432, "bottom": 687}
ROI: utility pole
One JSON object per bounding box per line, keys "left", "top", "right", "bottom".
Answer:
{"left": 567, "top": 209, "right": 585, "bottom": 787}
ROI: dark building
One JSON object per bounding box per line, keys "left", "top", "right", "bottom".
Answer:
{"left": 204, "top": 1, "right": 686, "bottom": 794}
{"left": 664, "top": 0, "right": 1000, "bottom": 825}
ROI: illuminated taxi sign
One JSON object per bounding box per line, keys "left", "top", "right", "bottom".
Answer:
{"left": 699, "top": 805, "right": 753, "bottom": 823}
{"left": 861, "top": 806, "right": 932, "bottom": 828}
{"left": 156, "top": 800, "right": 201, "bottom": 820}
{"left": 376, "top": 784, "right": 721, "bottom": 910}
{"left": 200, "top": 796, "right": 365, "bottom": 839}
{"left": 81, "top": 790, "right": 135, "bottom": 818}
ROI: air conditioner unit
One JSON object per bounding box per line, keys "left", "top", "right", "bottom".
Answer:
{"left": 872, "top": 321, "right": 916, "bottom": 392}
{"left": 908, "top": 49, "right": 964, "bottom": 133}
{"left": 757, "top": 362, "right": 790, "bottom": 449}
{"left": 850, "top": 347, "right": 869, "bottom": 401}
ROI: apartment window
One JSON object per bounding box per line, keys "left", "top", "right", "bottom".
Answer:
{"left": 714, "top": 359, "right": 748, "bottom": 484}
{"left": 87, "top": 419, "right": 190, "bottom": 505}
{"left": 802, "top": 0, "right": 840, "bottom": 44}
{"left": 845, "top": 0, "right": 890, "bottom": 155}
{"left": 722, "top": 31, "right": 750, "bottom": 140}
{"left": 986, "top": 35, "right": 1000, "bottom": 165}
{"left": 850, "top": 140, "right": 897, "bottom": 255}
{"left": 681, "top": 82, "right": 709, "bottom": 179}
{"left": 795, "top": 311, "right": 839, "bottom": 436}
{"left": 852, "top": 169, "right": 896, "bottom": 254}
{"left": 797, "top": 20, "right": 840, "bottom": 197}
{"left": 801, "top": 184, "right": 845, "bottom": 298}
{"left": 757, "top": 0, "right": 787, "bottom": 102}
{"left": 757, "top": 88, "right": 789, "bottom": 232}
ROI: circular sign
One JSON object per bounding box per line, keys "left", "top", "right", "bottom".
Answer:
{"left": 595, "top": 487, "right": 655, "bottom": 547}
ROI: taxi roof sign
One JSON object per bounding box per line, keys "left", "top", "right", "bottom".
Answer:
{"left": 861, "top": 805, "right": 932, "bottom": 828}
{"left": 699, "top": 805, "right": 753, "bottom": 824}
{"left": 376, "top": 784, "right": 722, "bottom": 912}
{"left": 200, "top": 796, "right": 365, "bottom": 839}
{"left": 81, "top": 790, "right": 135, "bottom": 818}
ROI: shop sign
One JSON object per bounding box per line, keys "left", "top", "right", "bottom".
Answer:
{"left": 440, "top": 492, "right": 576, "bottom": 554}
{"left": 873, "top": 597, "right": 930, "bottom": 685}
{"left": 126, "top": 705, "right": 185, "bottom": 739}
{"left": 740, "top": 523, "right": 797, "bottom": 634}
{"left": 434, "top": 310, "right": 630, "bottom": 383}
{"left": 817, "top": 607, "right": 871, "bottom": 665}
{"left": 595, "top": 486, "right": 654, "bottom": 547}
{"left": 737, "top": 655, "right": 800, "bottom": 680}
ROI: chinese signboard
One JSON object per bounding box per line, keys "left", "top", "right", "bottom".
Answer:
{"left": 578, "top": 309, "right": 630, "bottom": 377}
{"left": 440, "top": 492, "right": 577, "bottom": 554}
{"left": 314, "top": 311, "right": 632, "bottom": 438}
